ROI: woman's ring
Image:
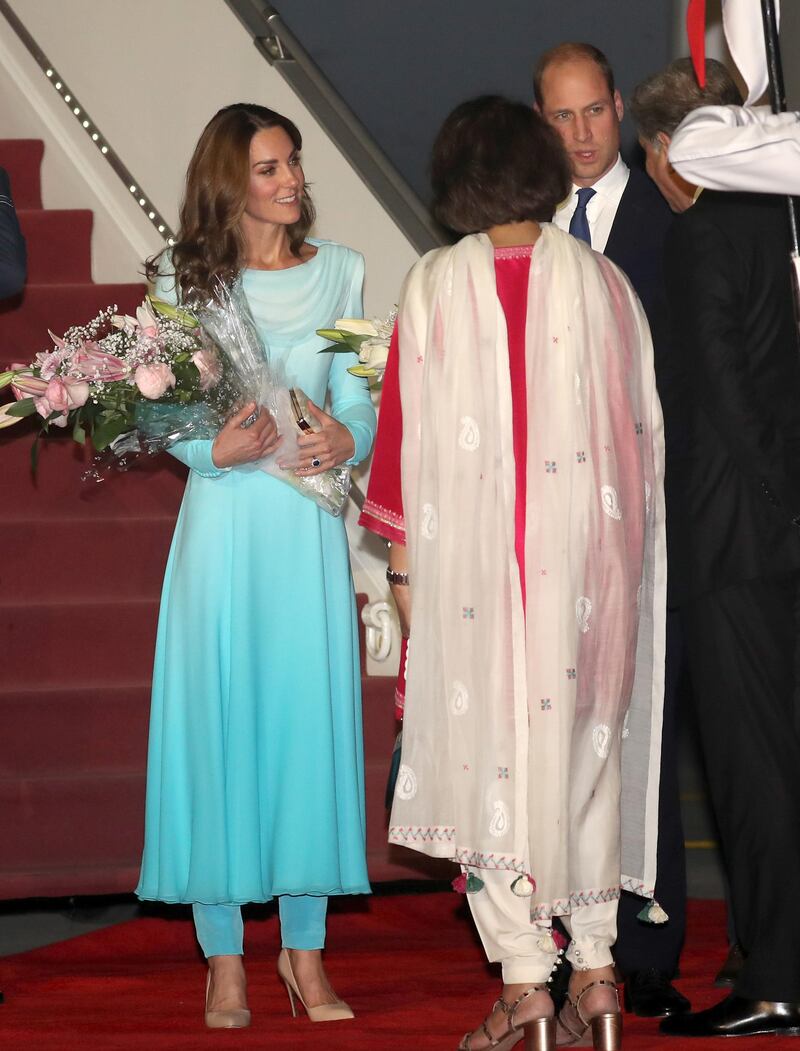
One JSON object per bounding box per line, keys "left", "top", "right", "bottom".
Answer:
{"left": 311, "top": 457, "right": 321, "bottom": 468}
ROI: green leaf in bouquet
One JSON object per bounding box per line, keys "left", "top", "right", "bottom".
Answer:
{"left": 5, "top": 397, "right": 36, "bottom": 418}
{"left": 72, "top": 410, "right": 86, "bottom": 445}
{"left": 347, "top": 364, "right": 380, "bottom": 378}
{"left": 91, "top": 413, "right": 131, "bottom": 451}
{"left": 148, "top": 296, "right": 199, "bottom": 329}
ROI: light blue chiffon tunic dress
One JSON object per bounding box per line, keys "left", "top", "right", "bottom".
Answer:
{"left": 136, "top": 241, "right": 376, "bottom": 915}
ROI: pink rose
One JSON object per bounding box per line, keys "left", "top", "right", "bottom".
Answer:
{"left": 34, "top": 395, "right": 54, "bottom": 419}
{"left": 32, "top": 395, "right": 67, "bottom": 426}
{"left": 134, "top": 362, "right": 176, "bottom": 399}
{"left": 72, "top": 341, "right": 129, "bottom": 382}
{"left": 44, "top": 376, "right": 89, "bottom": 412}
{"left": 191, "top": 349, "right": 222, "bottom": 391}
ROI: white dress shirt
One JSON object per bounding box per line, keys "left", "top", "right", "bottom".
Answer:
{"left": 669, "top": 105, "right": 800, "bottom": 196}
{"left": 553, "top": 154, "right": 630, "bottom": 254}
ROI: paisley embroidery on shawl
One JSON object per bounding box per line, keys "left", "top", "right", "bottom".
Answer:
{"left": 592, "top": 724, "right": 612, "bottom": 759}
{"left": 576, "top": 596, "right": 592, "bottom": 633}
{"left": 488, "top": 800, "right": 510, "bottom": 838}
{"left": 395, "top": 764, "right": 418, "bottom": 799}
{"left": 601, "top": 485, "right": 622, "bottom": 520}
{"left": 449, "top": 680, "right": 469, "bottom": 715}
{"left": 458, "top": 416, "right": 481, "bottom": 451}
{"left": 421, "top": 502, "right": 438, "bottom": 539}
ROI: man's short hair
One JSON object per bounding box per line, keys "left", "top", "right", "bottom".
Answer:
{"left": 630, "top": 57, "right": 743, "bottom": 141}
{"left": 533, "top": 43, "right": 616, "bottom": 108}
{"left": 431, "top": 95, "right": 571, "bottom": 233}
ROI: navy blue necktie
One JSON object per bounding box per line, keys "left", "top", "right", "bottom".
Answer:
{"left": 569, "top": 187, "right": 596, "bottom": 246}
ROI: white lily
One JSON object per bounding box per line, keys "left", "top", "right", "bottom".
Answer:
{"left": 334, "top": 318, "right": 379, "bottom": 337}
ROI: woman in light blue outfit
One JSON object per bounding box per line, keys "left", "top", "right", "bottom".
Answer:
{"left": 136, "top": 103, "right": 376, "bottom": 1029}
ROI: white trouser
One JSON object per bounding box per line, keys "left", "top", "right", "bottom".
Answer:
{"left": 466, "top": 870, "right": 617, "bottom": 984}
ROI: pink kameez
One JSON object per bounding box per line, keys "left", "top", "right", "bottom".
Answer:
{"left": 361, "top": 246, "right": 534, "bottom": 711}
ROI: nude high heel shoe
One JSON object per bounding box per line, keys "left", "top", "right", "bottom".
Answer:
{"left": 277, "top": 947, "right": 354, "bottom": 1022}
{"left": 555, "top": 979, "right": 621, "bottom": 1050}
{"left": 204, "top": 971, "right": 251, "bottom": 1029}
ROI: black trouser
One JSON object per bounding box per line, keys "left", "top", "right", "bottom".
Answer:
{"left": 683, "top": 573, "right": 800, "bottom": 1001}
{"left": 614, "top": 609, "right": 687, "bottom": 978}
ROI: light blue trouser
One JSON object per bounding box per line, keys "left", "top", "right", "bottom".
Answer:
{"left": 192, "top": 896, "right": 328, "bottom": 958}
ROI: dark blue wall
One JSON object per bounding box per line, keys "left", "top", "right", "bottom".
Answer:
{"left": 275, "top": 0, "right": 675, "bottom": 202}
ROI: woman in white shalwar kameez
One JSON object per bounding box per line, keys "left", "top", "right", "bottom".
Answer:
{"left": 362, "top": 98, "right": 665, "bottom": 1051}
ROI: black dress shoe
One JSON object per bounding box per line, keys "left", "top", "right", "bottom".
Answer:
{"left": 714, "top": 942, "right": 746, "bottom": 987}
{"left": 660, "top": 993, "right": 800, "bottom": 1037}
{"left": 623, "top": 968, "right": 690, "bottom": 1017}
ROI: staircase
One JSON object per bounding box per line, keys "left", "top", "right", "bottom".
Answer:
{"left": 0, "top": 138, "right": 430, "bottom": 899}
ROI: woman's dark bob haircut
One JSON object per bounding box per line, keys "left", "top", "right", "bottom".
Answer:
{"left": 431, "top": 95, "right": 571, "bottom": 234}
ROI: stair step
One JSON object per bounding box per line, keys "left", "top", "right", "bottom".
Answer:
{"left": 0, "top": 684, "right": 151, "bottom": 778}
{"left": 0, "top": 139, "right": 43, "bottom": 209}
{"left": 17, "top": 209, "right": 93, "bottom": 284}
{"left": 0, "top": 281, "right": 146, "bottom": 356}
{"left": 1, "top": 598, "right": 160, "bottom": 688}
{"left": 0, "top": 771, "right": 145, "bottom": 874}
{"left": 0, "top": 516, "right": 175, "bottom": 598}
{"left": 0, "top": 427, "right": 186, "bottom": 520}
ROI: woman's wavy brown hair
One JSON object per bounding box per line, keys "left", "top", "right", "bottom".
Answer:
{"left": 146, "top": 103, "right": 315, "bottom": 302}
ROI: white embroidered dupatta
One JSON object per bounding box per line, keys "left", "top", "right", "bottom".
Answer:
{"left": 390, "top": 226, "right": 666, "bottom": 922}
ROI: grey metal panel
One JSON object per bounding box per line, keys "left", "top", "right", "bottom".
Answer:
{"left": 260, "top": 0, "right": 677, "bottom": 201}
{"left": 225, "top": 0, "right": 447, "bottom": 254}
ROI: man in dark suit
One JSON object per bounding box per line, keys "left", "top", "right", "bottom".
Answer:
{"left": 0, "top": 167, "right": 26, "bottom": 300}
{"left": 631, "top": 57, "right": 800, "bottom": 1039}
{"left": 534, "top": 42, "right": 689, "bottom": 1021}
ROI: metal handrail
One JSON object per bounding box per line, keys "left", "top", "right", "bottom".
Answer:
{"left": 224, "top": 0, "right": 447, "bottom": 255}
{"left": 0, "top": 0, "right": 174, "bottom": 243}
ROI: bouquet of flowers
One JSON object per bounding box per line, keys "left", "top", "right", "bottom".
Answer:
{"left": 317, "top": 307, "right": 395, "bottom": 380}
{"left": 0, "top": 281, "right": 351, "bottom": 515}
{"left": 0, "top": 296, "right": 220, "bottom": 461}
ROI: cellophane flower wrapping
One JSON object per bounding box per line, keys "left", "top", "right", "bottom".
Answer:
{"left": 189, "top": 279, "right": 351, "bottom": 517}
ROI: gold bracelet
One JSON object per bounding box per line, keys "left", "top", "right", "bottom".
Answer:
{"left": 386, "top": 567, "right": 409, "bottom": 586}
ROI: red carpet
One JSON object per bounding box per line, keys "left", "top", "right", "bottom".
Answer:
{"left": 2, "top": 894, "right": 797, "bottom": 1050}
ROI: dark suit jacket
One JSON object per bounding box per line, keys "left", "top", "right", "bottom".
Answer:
{"left": 0, "top": 167, "right": 27, "bottom": 300}
{"left": 604, "top": 167, "right": 688, "bottom": 599}
{"left": 665, "top": 190, "right": 800, "bottom": 601}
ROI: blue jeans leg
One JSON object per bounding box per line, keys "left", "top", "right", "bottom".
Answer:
{"left": 192, "top": 903, "right": 244, "bottom": 958}
{"left": 279, "top": 895, "right": 328, "bottom": 950}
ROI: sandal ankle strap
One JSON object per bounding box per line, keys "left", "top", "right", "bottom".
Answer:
{"left": 572, "top": 978, "right": 619, "bottom": 1026}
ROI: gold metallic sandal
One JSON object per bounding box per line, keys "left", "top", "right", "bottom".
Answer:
{"left": 555, "top": 979, "right": 621, "bottom": 1050}
{"left": 458, "top": 985, "right": 556, "bottom": 1051}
